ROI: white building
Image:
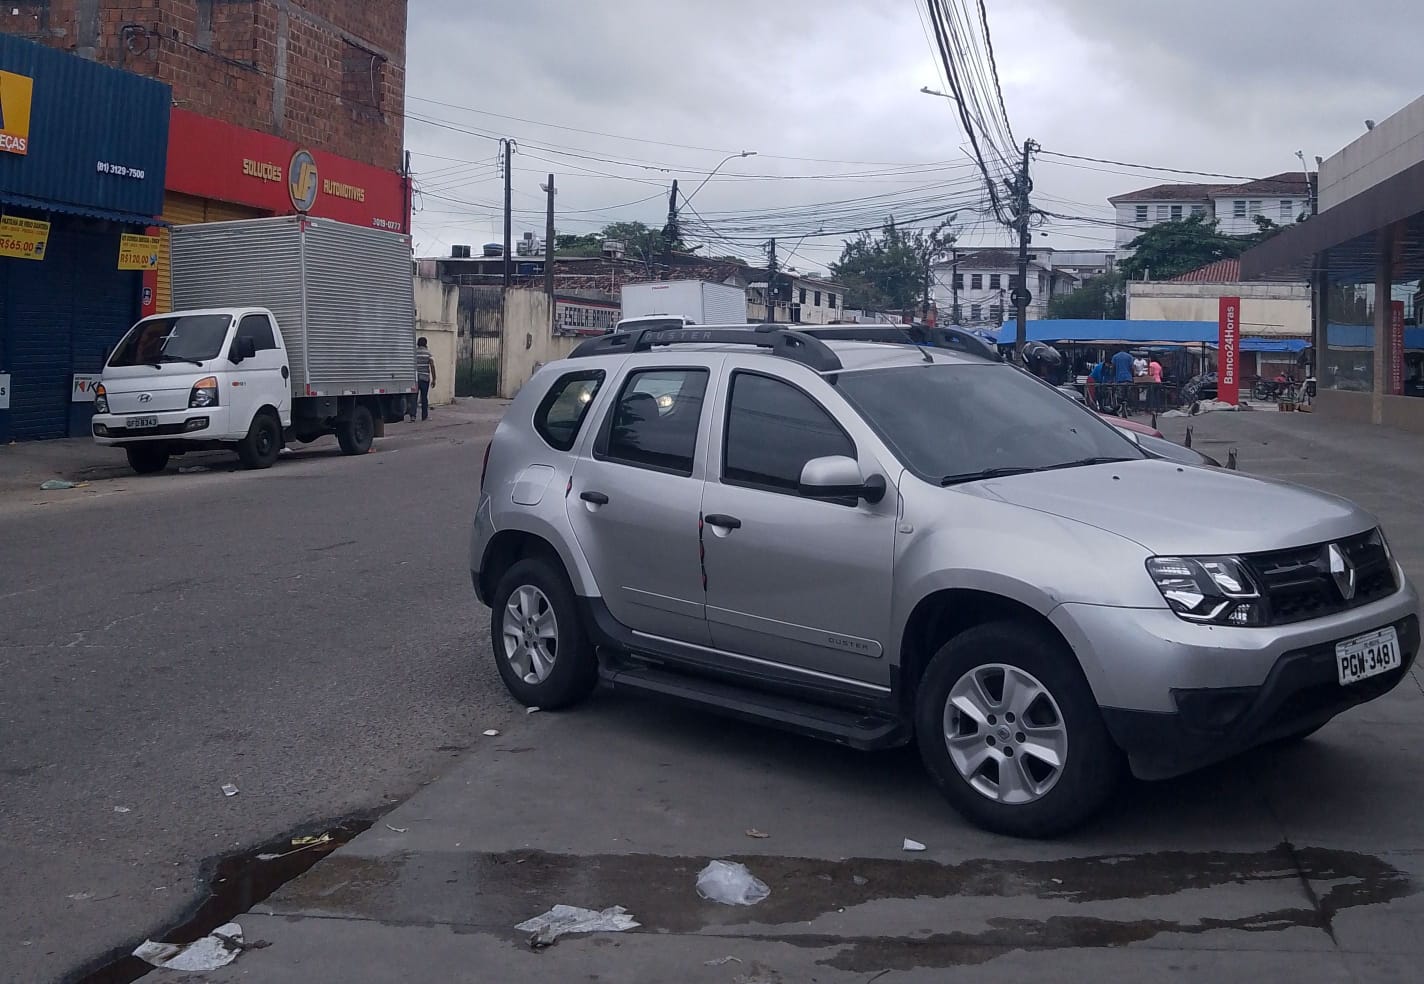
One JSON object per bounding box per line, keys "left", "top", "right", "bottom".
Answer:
{"left": 1051, "top": 249, "right": 1117, "bottom": 284}
{"left": 1109, "top": 172, "right": 1312, "bottom": 248}
{"left": 931, "top": 248, "right": 1058, "bottom": 327}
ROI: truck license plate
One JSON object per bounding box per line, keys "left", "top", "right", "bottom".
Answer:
{"left": 1336, "top": 627, "right": 1400, "bottom": 686}
{"left": 126, "top": 416, "right": 159, "bottom": 430}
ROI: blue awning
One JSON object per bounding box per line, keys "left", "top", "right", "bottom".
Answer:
{"left": 1327, "top": 323, "right": 1424, "bottom": 350}
{"left": 995, "top": 319, "right": 1219, "bottom": 344}
{"left": 1240, "top": 338, "right": 1309, "bottom": 353}
{"left": 0, "top": 191, "right": 163, "bottom": 228}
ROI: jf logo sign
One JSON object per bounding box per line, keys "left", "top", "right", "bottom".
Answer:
{"left": 289, "top": 149, "right": 319, "bottom": 212}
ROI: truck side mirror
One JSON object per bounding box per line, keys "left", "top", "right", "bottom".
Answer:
{"left": 230, "top": 336, "right": 257, "bottom": 363}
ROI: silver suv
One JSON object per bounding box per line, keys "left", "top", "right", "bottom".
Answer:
{"left": 470, "top": 325, "right": 1419, "bottom": 836}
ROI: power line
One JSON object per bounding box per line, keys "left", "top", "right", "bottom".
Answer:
{"left": 1037, "top": 150, "right": 1262, "bottom": 182}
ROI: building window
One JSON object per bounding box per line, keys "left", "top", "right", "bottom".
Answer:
{"left": 1233, "top": 200, "right": 1247, "bottom": 218}
{"left": 1135, "top": 205, "right": 1148, "bottom": 223}
{"left": 342, "top": 42, "right": 387, "bottom": 117}
{"left": 1280, "top": 199, "right": 1294, "bottom": 219}
{"left": 970, "top": 304, "right": 982, "bottom": 322}
{"left": 1170, "top": 204, "right": 1183, "bottom": 221}
{"left": 1156, "top": 205, "right": 1169, "bottom": 220}
{"left": 971, "top": 274, "right": 983, "bottom": 290}
{"left": 1191, "top": 204, "right": 1206, "bottom": 218}
{"left": 799, "top": 288, "right": 807, "bottom": 304}
{"left": 1248, "top": 200, "right": 1262, "bottom": 216}
{"left": 952, "top": 273, "right": 964, "bottom": 289}
{"left": 989, "top": 274, "right": 1001, "bottom": 289}
{"left": 989, "top": 304, "right": 1003, "bottom": 323}
{"left": 813, "top": 290, "right": 822, "bottom": 306}
{"left": 828, "top": 293, "right": 837, "bottom": 309}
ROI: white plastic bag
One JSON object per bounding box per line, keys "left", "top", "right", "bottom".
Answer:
{"left": 696, "top": 860, "right": 770, "bottom": 906}
{"left": 515, "top": 904, "right": 639, "bottom": 946}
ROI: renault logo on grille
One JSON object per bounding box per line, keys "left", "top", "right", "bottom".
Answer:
{"left": 138, "top": 393, "right": 152, "bottom": 404}
{"left": 1328, "top": 543, "right": 1357, "bottom": 601}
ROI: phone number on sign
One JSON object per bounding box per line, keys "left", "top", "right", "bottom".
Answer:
{"left": 372, "top": 217, "right": 404, "bottom": 231}
{"left": 96, "top": 161, "right": 146, "bottom": 179}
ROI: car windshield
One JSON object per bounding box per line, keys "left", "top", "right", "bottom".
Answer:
{"left": 108, "top": 314, "right": 232, "bottom": 367}
{"left": 835, "top": 362, "right": 1144, "bottom": 484}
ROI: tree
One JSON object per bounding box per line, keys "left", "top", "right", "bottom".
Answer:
{"left": 831, "top": 218, "right": 957, "bottom": 312}
{"left": 554, "top": 233, "right": 603, "bottom": 257}
{"left": 1047, "top": 271, "right": 1126, "bottom": 320}
{"left": 1118, "top": 215, "right": 1254, "bottom": 282}
{"left": 553, "top": 222, "right": 683, "bottom": 262}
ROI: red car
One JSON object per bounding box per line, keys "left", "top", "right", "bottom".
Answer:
{"left": 1106, "top": 414, "right": 1164, "bottom": 438}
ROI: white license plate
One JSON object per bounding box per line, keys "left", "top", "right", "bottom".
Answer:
{"left": 126, "top": 416, "right": 159, "bottom": 429}
{"left": 1336, "top": 627, "right": 1401, "bottom": 686}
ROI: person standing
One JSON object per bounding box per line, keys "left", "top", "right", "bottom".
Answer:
{"left": 415, "top": 337, "right": 436, "bottom": 421}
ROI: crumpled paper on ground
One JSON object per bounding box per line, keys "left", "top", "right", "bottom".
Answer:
{"left": 515, "top": 904, "right": 639, "bottom": 946}
{"left": 133, "top": 922, "right": 245, "bottom": 971}
{"left": 696, "top": 860, "right": 771, "bottom": 906}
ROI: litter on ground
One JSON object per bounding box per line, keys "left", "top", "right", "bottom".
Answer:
{"left": 483, "top": 729, "right": 500, "bottom": 736}
{"left": 514, "top": 904, "right": 639, "bottom": 947}
{"left": 39, "top": 479, "right": 81, "bottom": 490}
{"left": 745, "top": 828, "right": 769, "bottom": 839}
{"left": 133, "top": 922, "right": 247, "bottom": 971}
{"left": 696, "top": 860, "right": 771, "bottom": 906}
{"left": 220, "top": 784, "right": 239, "bottom": 797}
{"left": 902, "top": 838, "right": 927, "bottom": 852}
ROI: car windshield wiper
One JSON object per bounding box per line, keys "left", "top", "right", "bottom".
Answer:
{"left": 160, "top": 354, "right": 205, "bottom": 367}
{"left": 1038, "top": 456, "right": 1136, "bottom": 472}
{"left": 940, "top": 466, "right": 1039, "bottom": 486}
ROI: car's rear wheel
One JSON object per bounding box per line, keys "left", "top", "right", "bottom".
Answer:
{"left": 915, "top": 621, "right": 1122, "bottom": 837}
{"left": 125, "top": 444, "right": 170, "bottom": 475}
{"left": 489, "top": 557, "right": 598, "bottom": 710}
{"left": 337, "top": 405, "right": 374, "bottom": 456}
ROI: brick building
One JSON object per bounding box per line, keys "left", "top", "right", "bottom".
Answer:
{"left": 4, "top": 0, "right": 410, "bottom": 312}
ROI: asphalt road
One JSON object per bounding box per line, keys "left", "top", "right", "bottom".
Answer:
{"left": 0, "top": 405, "right": 505, "bottom": 983}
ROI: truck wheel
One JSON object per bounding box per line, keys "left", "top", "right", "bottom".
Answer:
{"left": 915, "top": 621, "right": 1123, "bottom": 838}
{"left": 489, "top": 557, "right": 598, "bottom": 710}
{"left": 126, "top": 445, "right": 170, "bottom": 475}
{"left": 237, "top": 413, "right": 282, "bottom": 470}
{"left": 337, "top": 405, "right": 374, "bottom": 455}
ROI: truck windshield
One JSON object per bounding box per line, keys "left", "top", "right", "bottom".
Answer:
{"left": 108, "top": 315, "right": 232, "bottom": 367}
{"left": 834, "top": 362, "right": 1143, "bottom": 485}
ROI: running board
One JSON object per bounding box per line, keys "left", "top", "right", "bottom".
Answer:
{"left": 598, "top": 662, "right": 907, "bottom": 751}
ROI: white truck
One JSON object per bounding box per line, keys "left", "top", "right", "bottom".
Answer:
{"left": 91, "top": 215, "right": 416, "bottom": 474}
{"left": 615, "top": 280, "right": 747, "bottom": 331}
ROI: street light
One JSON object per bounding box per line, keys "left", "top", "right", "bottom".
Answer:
{"left": 683, "top": 150, "right": 757, "bottom": 205}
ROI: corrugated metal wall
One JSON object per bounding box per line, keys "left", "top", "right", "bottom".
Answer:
{"left": 155, "top": 193, "right": 267, "bottom": 314}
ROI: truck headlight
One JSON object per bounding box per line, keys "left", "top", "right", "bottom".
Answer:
{"left": 93, "top": 383, "right": 109, "bottom": 415}
{"left": 189, "top": 376, "right": 219, "bottom": 408}
{"left": 1146, "top": 555, "right": 1263, "bottom": 626}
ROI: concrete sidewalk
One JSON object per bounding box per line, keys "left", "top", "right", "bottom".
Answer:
{"left": 182, "top": 407, "right": 1424, "bottom": 984}
{"left": 0, "top": 398, "right": 506, "bottom": 495}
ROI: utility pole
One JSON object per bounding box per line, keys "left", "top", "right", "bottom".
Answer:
{"left": 765, "top": 238, "right": 778, "bottom": 324}
{"left": 661, "top": 178, "right": 679, "bottom": 281}
{"left": 1012, "top": 137, "right": 1040, "bottom": 360}
{"left": 950, "top": 249, "right": 960, "bottom": 323}
{"left": 542, "top": 174, "right": 556, "bottom": 302}
{"left": 501, "top": 139, "right": 514, "bottom": 289}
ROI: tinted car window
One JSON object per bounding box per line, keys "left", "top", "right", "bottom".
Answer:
{"left": 108, "top": 314, "right": 232, "bottom": 366}
{"left": 238, "top": 314, "right": 277, "bottom": 352}
{"left": 835, "top": 363, "right": 1142, "bottom": 484}
{"left": 724, "top": 372, "right": 855, "bottom": 492}
{"left": 600, "top": 368, "right": 708, "bottom": 475}
{"left": 535, "top": 370, "right": 605, "bottom": 451}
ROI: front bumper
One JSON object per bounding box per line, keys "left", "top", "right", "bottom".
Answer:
{"left": 92, "top": 406, "right": 230, "bottom": 445}
{"left": 1053, "top": 576, "right": 1420, "bottom": 780}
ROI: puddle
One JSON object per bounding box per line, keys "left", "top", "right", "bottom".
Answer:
{"left": 270, "top": 844, "right": 1411, "bottom": 971}
{"left": 70, "top": 813, "right": 378, "bottom": 984}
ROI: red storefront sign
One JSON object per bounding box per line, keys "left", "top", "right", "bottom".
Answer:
{"left": 165, "top": 108, "right": 407, "bottom": 232}
{"left": 1218, "top": 296, "right": 1240, "bottom": 405}
{"left": 1390, "top": 300, "right": 1405, "bottom": 396}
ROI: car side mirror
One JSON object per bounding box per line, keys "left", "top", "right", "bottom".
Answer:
{"left": 799, "top": 455, "right": 886, "bottom": 504}
{"left": 230, "top": 336, "right": 257, "bottom": 363}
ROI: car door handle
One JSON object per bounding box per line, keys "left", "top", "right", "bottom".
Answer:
{"left": 580, "top": 491, "right": 610, "bottom": 505}
{"left": 705, "top": 513, "right": 741, "bottom": 530}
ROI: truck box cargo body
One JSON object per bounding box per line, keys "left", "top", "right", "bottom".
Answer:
{"left": 171, "top": 216, "right": 416, "bottom": 398}
{"left": 618, "top": 280, "right": 747, "bottom": 328}
{"left": 92, "top": 216, "right": 418, "bottom": 474}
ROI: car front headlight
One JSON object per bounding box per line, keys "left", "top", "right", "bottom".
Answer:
{"left": 1146, "top": 555, "right": 1263, "bottom": 626}
{"left": 189, "top": 376, "right": 219, "bottom": 408}
{"left": 93, "top": 383, "right": 109, "bottom": 415}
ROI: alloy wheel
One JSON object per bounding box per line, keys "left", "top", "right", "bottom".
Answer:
{"left": 943, "top": 663, "right": 1069, "bottom": 805}
{"left": 501, "top": 584, "right": 558, "bottom": 684}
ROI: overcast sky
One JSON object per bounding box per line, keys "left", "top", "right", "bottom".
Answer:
{"left": 404, "top": 0, "right": 1420, "bottom": 271}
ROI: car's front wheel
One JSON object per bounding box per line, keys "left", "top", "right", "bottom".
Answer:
{"left": 915, "top": 621, "right": 1122, "bottom": 837}
{"left": 489, "top": 557, "right": 598, "bottom": 710}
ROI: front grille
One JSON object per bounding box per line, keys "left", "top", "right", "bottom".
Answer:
{"left": 1243, "top": 529, "right": 1397, "bottom": 626}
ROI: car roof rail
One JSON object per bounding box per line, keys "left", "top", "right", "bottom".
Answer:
{"left": 569, "top": 323, "right": 842, "bottom": 372}
{"left": 796, "top": 324, "right": 1003, "bottom": 362}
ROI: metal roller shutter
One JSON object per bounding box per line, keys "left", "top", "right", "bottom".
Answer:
{"left": 3, "top": 219, "right": 76, "bottom": 440}
{"left": 155, "top": 195, "right": 265, "bottom": 314}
